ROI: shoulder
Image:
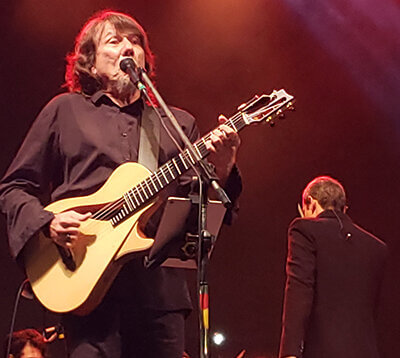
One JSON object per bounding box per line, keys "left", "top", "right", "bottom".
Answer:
{"left": 164, "top": 105, "right": 199, "bottom": 139}
{"left": 43, "top": 92, "right": 85, "bottom": 109}
{"left": 289, "top": 216, "right": 320, "bottom": 232}
{"left": 352, "top": 221, "right": 388, "bottom": 251}
{"left": 169, "top": 106, "right": 196, "bottom": 126}
{"left": 38, "top": 92, "right": 85, "bottom": 116}
{"left": 288, "top": 216, "right": 331, "bottom": 245}
{"left": 287, "top": 217, "right": 318, "bottom": 243}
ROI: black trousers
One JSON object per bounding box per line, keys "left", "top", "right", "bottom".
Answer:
{"left": 64, "top": 307, "right": 186, "bottom": 358}
{"left": 62, "top": 261, "right": 190, "bottom": 358}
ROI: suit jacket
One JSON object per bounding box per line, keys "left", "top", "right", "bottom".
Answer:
{"left": 279, "top": 210, "right": 387, "bottom": 358}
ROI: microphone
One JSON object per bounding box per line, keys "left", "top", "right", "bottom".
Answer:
{"left": 120, "top": 58, "right": 146, "bottom": 91}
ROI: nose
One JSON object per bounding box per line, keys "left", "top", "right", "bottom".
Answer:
{"left": 121, "top": 37, "right": 135, "bottom": 57}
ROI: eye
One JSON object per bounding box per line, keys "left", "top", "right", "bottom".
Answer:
{"left": 107, "top": 36, "right": 121, "bottom": 45}
{"left": 129, "top": 35, "right": 141, "bottom": 45}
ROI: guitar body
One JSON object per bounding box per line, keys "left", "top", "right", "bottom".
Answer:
{"left": 24, "top": 162, "right": 155, "bottom": 315}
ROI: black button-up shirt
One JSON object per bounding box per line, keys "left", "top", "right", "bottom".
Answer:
{"left": 0, "top": 91, "right": 242, "bottom": 311}
{"left": 0, "top": 92, "right": 202, "bottom": 259}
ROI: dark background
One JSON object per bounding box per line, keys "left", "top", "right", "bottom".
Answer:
{"left": 0, "top": 1, "right": 399, "bottom": 357}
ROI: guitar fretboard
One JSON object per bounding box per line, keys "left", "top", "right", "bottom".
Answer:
{"left": 92, "top": 114, "right": 247, "bottom": 226}
{"left": 89, "top": 89, "right": 293, "bottom": 226}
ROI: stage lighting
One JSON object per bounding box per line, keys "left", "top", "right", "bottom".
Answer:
{"left": 212, "top": 332, "right": 226, "bottom": 346}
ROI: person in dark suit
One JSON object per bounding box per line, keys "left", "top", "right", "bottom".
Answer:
{"left": 279, "top": 176, "right": 387, "bottom": 358}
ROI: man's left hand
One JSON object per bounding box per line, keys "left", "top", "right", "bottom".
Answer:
{"left": 206, "top": 115, "right": 241, "bottom": 183}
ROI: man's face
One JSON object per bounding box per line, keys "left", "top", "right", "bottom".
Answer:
{"left": 19, "top": 342, "right": 43, "bottom": 358}
{"left": 91, "top": 21, "right": 145, "bottom": 93}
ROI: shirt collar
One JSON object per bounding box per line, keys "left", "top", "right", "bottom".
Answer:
{"left": 90, "top": 90, "right": 110, "bottom": 105}
{"left": 90, "top": 91, "right": 144, "bottom": 114}
{"left": 317, "top": 209, "right": 350, "bottom": 222}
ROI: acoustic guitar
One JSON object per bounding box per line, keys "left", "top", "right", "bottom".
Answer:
{"left": 24, "top": 89, "right": 295, "bottom": 315}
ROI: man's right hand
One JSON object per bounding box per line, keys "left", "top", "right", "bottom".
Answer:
{"left": 49, "top": 211, "right": 91, "bottom": 248}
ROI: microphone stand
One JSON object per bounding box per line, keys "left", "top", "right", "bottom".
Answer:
{"left": 120, "top": 58, "right": 230, "bottom": 358}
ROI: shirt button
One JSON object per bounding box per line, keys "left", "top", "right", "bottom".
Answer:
{"left": 122, "top": 132, "right": 127, "bottom": 137}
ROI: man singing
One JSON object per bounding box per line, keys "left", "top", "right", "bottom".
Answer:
{"left": 279, "top": 176, "right": 387, "bottom": 358}
{"left": 0, "top": 10, "right": 242, "bottom": 357}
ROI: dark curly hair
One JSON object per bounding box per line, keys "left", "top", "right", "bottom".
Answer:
{"left": 302, "top": 176, "right": 347, "bottom": 212}
{"left": 5, "top": 329, "right": 47, "bottom": 358}
{"left": 65, "top": 10, "right": 155, "bottom": 95}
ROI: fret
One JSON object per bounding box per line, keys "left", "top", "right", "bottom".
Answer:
{"left": 195, "top": 144, "right": 202, "bottom": 159}
{"left": 200, "top": 145, "right": 208, "bottom": 157}
{"left": 134, "top": 192, "right": 141, "bottom": 206}
{"left": 187, "top": 150, "right": 196, "bottom": 165}
{"left": 180, "top": 153, "right": 189, "bottom": 170}
{"left": 172, "top": 157, "right": 181, "bottom": 175}
{"left": 149, "top": 175, "right": 159, "bottom": 191}
{"left": 160, "top": 167, "right": 169, "bottom": 183}
{"left": 123, "top": 193, "right": 134, "bottom": 211}
{"left": 144, "top": 180, "right": 154, "bottom": 196}
{"left": 122, "top": 204, "right": 129, "bottom": 215}
{"left": 155, "top": 173, "right": 163, "bottom": 187}
{"left": 135, "top": 187, "right": 145, "bottom": 203}
{"left": 198, "top": 139, "right": 208, "bottom": 155}
{"left": 166, "top": 163, "right": 176, "bottom": 179}
{"left": 128, "top": 188, "right": 140, "bottom": 208}
{"left": 236, "top": 118, "right": 245, "bottom": 131}
{"left": 228, "top": 118, "right": 237, "bottom": 131}
{"left": 139, "top": 182, "right": 149, "bottom": 199}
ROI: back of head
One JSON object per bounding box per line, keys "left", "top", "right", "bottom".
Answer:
{"left": 5, "top": 329, "right": 47, "bottom": 358}
{"left": 302, "top": 176, "right": 347, "bottom": 212}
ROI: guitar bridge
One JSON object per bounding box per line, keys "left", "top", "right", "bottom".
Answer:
{"left": 56, "top": 245, "right": 76, "bottom": 271}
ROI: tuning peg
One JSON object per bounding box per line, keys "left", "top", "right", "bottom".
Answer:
{"left": 286, "top": 102, "right": 295, "bottom": 111}
{"left": 269, "top": 120, "right": 275, "bottom": 127}
{"left": 277, "top": 110, "right": 285, "bottom": 119}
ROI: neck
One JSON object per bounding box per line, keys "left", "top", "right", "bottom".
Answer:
{"left": 104, "top": 81, "right": 141, "bottom": 107}
{"left": 107, "top": 90, "right": 141, "bottom": 107}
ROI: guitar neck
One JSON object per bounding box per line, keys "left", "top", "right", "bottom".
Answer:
{"left": 98, "top": 89, "right": 294, "bottom": 226}
{"left": 139, "top": 113, "right": 246, "bottom": 193}
{"left": 106, "top": 113, "right": 246, "bottom": 226}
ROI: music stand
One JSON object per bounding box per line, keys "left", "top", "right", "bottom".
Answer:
{"left": 144, "top": 197, "right": 226, "bottom": 270}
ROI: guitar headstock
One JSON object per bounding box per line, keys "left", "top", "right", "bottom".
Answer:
{"left": 238, "top": 89, "right": 295, "bottom": 127}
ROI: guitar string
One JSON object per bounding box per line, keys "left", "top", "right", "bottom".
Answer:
{"left": 81, "top": 92, "right": 289, "bottom": 228}
{"left": 77, "top": 96, "right": 283, "bottom": 230}
{"left": 82, "top": 111, "right": 246, "bottom": 226}
{"left": 69, "top": 95, "right": 288, "bottom": 234}
{"left": 63, "top": 96, "right": 289, "bottom": 260}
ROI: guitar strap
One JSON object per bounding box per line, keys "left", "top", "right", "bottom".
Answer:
{"left": 138, "top": 105, "right": 161, "bottom": 172}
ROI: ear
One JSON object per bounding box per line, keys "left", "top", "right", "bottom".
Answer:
{"left": 91, "top": 66, "right": 97, "bottom": 75}
{"left": 311, "top": 201, "right": 317, "bottom": 214}
{"left": 304, "top": 195, "right": 313, "bottom": 209}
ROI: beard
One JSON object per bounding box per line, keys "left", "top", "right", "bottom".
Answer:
{"left": 108, "top": 74, "right": 138, "bottom": 103}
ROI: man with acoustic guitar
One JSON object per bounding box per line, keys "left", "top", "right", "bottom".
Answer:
{"left": 0, "top": 10, "right": 242, "bottom": 358}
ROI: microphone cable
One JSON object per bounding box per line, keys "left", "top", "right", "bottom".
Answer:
{"left": 5, "top": 279, "right": 29, "bottom": 358}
